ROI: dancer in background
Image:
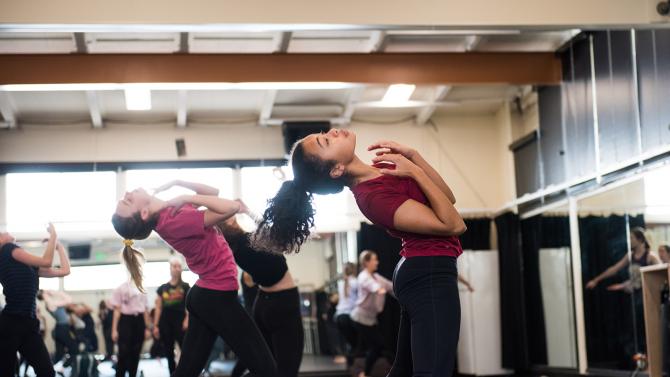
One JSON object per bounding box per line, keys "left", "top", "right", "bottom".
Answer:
{"left": 110, "top": 279, "right": 151, "bottom": 377}
{"left": 335, "top": 262, "right": 358, "bottom": 366}
{"left": 253, "top": 131, "right": 466, "bottom": 376}
{"left": 112, "top": 180, "right": 278, "bottom": 377}
{"left": 219, "top": 199, "right": 303, "bottom": 377}
{"left": 1, "top": 224, "right": 71, "bottom": 377}
{"left": 351, "top": 251, "right": 393, "bottom": 377}
{"left": 99, "top": 299, "right": 114, "bottom": 361}
{"left": 153, "top": 257, "right": 190, "bottom": 375}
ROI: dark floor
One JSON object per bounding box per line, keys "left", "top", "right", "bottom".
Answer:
{"left": 91, "top": 355, "right": 348, "bottom": 377}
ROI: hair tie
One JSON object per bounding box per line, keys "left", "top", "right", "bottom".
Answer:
{"left": 123, "top": 239, "right": 134, "bottom": 247}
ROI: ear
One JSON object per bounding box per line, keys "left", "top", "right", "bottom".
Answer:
{"left": 140, "top": 207, "right": 151, "bottom": 222}
{"left": 329, "top": 163, "right": 345, "bottom": 179}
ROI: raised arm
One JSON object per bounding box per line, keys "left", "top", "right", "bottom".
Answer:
{"left": 369, "top": 141, "right": 456, "bottom": 204}
{"left": 372, "top": 154, "right": 465, "bottom": 237}
{"left": 168, "top": 195, "right": 241, "bottom": 226}
{"left": 39, "top": 242, "right": 71, "bottom": 277}
{"left": 155, "top": 179, "right": 219, "bottom": 196}
{"left": 12, "top": 223, "right": 57, "bottom": 268}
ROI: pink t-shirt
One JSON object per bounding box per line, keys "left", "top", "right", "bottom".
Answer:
{"left": 110, "top": 281, "right": 148, "bottom": 315}
{"left": 155, "top": 206, "right": 239, "bottom": 292}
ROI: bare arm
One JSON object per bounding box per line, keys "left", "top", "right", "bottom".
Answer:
{"left": 39, "top": 242, "right": 71, "bottom": 277}
{"left": 458, "top": 275, "right": 474, "bottom": 292}
{"left": 111, "top": 308, "right": 121, "bottom": 342}
{"left": 368, "top": 141, "right": 456, "bottom": 203}
{"left": 156, "top": 179, "right": 219, "bottom": 196}
{"left": 169, "top": 195, "right": 241, "bottom": 226}
{"left": 410, "top": 153, "right": 456, "bottom": 204}
{"left": 12, "top": 223, "right": 57, "bottom": 268}
{"left": 587, "top": 254, "right": 629, "bottom": 288}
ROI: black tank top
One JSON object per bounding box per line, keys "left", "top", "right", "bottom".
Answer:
{"left": 226, "top": 233, "right": 289, "bottom": 287}
{"left": 0, "top": 243, "right": 39, "bottom": 318}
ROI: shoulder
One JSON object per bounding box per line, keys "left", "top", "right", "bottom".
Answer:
{"left": 1, "top": 242, "right": 19, "bottom": 254}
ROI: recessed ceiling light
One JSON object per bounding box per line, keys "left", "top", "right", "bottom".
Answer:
{"left": 382, "top": 84, "right": 416, "bottom": 103}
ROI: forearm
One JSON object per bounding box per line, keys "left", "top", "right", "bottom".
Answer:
{"left": 176, "top": 180, "right": 219, "bottom": 196}
{"left": 412, "top": 170, "right": 465, "bottom": 234}
{"left": 153, "top": 307, "right": 161, "bottom": 327}
{"left": 185, "top": 195, "right": 240, "bottom": 216}
{"left": 112, "top": 309, "right": 121, "bottom": 334}
{"left": 41, "top": 236, "right": 57, "bottom": 267}
{"left": 144, "top": 311, "right": 151, "bottom": 328}
{"left": 57, "top": 246, "right": 70, "bottom": 274}
{"left": 411, "top": 152, "right": 456, "bottom": 204}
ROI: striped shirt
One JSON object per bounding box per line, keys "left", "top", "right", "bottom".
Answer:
{"left": 0, "top": 243, "right": 39, "bottom": 318}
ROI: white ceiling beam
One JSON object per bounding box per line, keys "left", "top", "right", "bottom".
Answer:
{"left": 273, "top": 32, "right": 292, "bottom": 53}
{"left": 416, "top": 85, "right": 453, "bottom": 125}
{"left": 367, "top": 31, "right": 387, "bottom": 52}
{"left": 342, "top": 86, "right": 365, "bottom": 124}
{"left": 85, "top": 90, "right": 104, "bottom": 128}
{"left": 0, "top": 91, "right": 17, "bottom": 129}
{"left": 464, "top": 35, "right": 484, "bottom": 52}
{"left": 176, "top": 90, "right": 188, "bottom": 128}
{"left": 259, "top": 89, "right": 278, "bottom": 124}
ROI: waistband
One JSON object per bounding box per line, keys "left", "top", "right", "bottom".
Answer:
{"left": 257, "top": 286, "right": 299, "bottom": 300}
{"left": 120, "top": 313, "right": 145, "bottom": 318}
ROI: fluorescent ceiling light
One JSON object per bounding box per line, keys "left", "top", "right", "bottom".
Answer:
{"left": 382, "top": 84, "right": 416, "bottom": 103}
{"left": 124, "top": 87, "right": 152, "bottom": 111}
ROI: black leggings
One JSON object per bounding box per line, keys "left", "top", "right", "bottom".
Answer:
{"left": 174, "top": 285, "right": 278, "bottom": 377}
{"left": 53, "top": 323, "right": 78, "bottom": 363}
{"left": 232, "top": 288, "right": 304, "bottom": 377}
{"left": 388, "top": 256, "right": 460, "bottom": 377}
{"left": 335, "top": 313, "right": 358, "bottom": 363}
{"left": 116, "top": 314, "right": 145, "bottom": 377}
{"left": 159, "top": 311, "right": 185, "bottom": 374}
{"left": 353, "top": 321, "right": 384, "bottom": 376}
{"left": 0, "top": 313, "right": 55, "bottom": 377}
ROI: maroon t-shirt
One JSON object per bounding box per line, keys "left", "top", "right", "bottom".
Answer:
{"left": 351, "top": 173, "right": 462, "bottom": 258}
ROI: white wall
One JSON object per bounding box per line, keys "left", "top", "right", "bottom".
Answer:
{"left": 0, "top": 114, "right": 517, "bottom": 210}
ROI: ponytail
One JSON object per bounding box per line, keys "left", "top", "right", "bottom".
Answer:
{"left": 122, "top": 244, "right": 145, "bottom": 293}
{"left": 251, "top": 140, "right": 346, "bottom": 253}
{"left": 112, "top": 211, "right": 157, "bottom": 293}
{"left": 251, "top": 179, "right": 315, "bottom": 254}
{"left": 343, "top": 262, "right": 356, "bottom": 298}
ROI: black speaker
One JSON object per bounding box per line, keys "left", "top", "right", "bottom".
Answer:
{"left": 175, "top": 138, "right": 187, "bottom": 157}
{"left": 281, "top": 121, "right": 331, "bottom": 154}
{"left": 68, "top": 244, "right": 91, "bottom": 260}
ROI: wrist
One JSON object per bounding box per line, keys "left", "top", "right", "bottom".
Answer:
{"left": 407, "top": 148, "right": 418, "bottom": 161}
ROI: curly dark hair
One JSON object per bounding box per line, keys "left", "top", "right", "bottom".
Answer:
{"left": 251, "top": 140, "right": 347, "bottom": 253}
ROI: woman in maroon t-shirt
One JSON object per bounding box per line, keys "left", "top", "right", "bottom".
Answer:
{"left": 253, "top": 129, "right": 466, "bottom": 377}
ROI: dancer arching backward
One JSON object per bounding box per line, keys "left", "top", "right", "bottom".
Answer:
{"left": 0, "top": 224, "right": 71, "bottom": 377}
{"left": 153, "top": 257, "right": 190, "bottom": 375}
{"left": 218, "top": 199, "right": 303, "bottom": 377}
{"left": 252, "top": 129, "right": 466, "bottom": 377}
{"left": 112, "top": 180, "right": 278, "bottom": 377}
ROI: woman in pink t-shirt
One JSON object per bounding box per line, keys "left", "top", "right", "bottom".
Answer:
{"left": 111, "top": 181, "right": 278, "bottom": 377}
{"left": 253, "top": 129, "right": 466, "bottom": 377}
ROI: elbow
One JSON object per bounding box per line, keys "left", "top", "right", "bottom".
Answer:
{"left": 440, "top": 221, "right": 467, "bottom": 237}
{"left": 39, "top": 259, "right": 52, "bottom": 268}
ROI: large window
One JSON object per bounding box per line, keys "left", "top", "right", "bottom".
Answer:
{"left": 6, "top": 171, "right": 117, "bottom": 233}
{"left": 125, "top": 168, "right": 234, "bottom": 200}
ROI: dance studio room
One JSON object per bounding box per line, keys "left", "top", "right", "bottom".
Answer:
{"left": 1, "top": 1, "right": 670, "bottom": 377}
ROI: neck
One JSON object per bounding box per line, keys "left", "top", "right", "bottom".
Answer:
{"left": 147, "top": 197, "right": 167, "bottom": 216}
{"left": 366, "top": 267, "right": 375, "bottom": 274}
{"left": 169, "top": 276, "right": 180, "bottom": 285}
{"left": 346, "top": 156, "right": 382, "bottom": 187}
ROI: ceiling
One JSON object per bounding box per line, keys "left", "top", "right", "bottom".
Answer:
{"left": 0, "top": 28, "right": 570, "bottom": 128}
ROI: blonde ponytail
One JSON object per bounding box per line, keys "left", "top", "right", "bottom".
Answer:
{"left": 123, "top": 244, "right": 145, "bottom": 293}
